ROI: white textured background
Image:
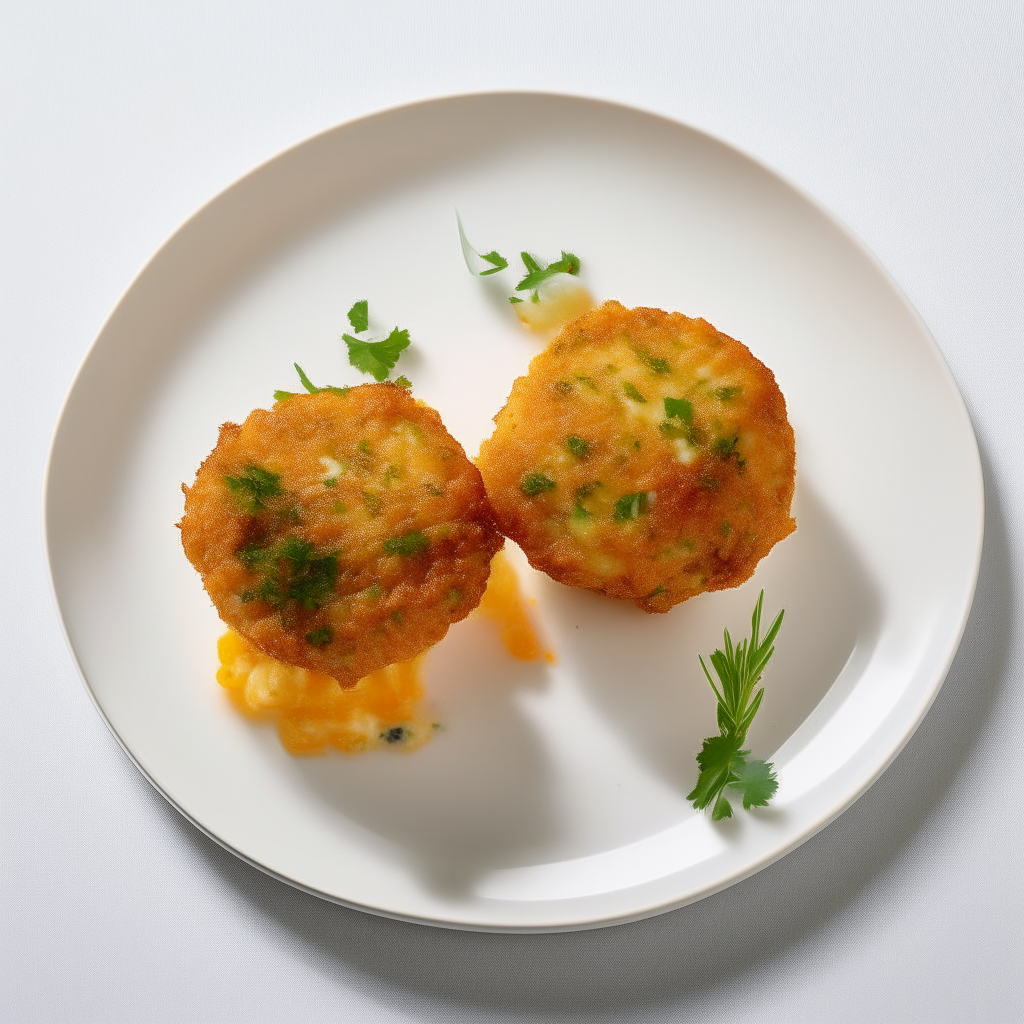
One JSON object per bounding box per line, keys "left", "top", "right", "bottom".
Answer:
{"left": 2, "top": 3, "right": 1021, "bottom": 1021}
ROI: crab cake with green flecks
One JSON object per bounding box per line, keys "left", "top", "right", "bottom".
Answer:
{"left": 477, "top": 301, "right": 795, "bottom": 613}
{"left": 180, "top": 385, "right": 503, "bottom": 686}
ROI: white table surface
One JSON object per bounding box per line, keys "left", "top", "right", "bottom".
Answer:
{"left": 3, "top": 3, "right": 1021, "bottom": 1021}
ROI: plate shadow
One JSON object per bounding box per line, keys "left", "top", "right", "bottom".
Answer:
{"left": 537, "top": 481, "right": 882, "bottom": 795}
{"left": 153, "top": 447, "right": 1010, "bottom": 1019}
{"left": 289, "top": 616, "right": 560, "bottom": 898}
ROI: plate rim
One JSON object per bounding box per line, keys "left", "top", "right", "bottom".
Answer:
{"left": 43, "top": 89, "right": 985, "bottom": 932}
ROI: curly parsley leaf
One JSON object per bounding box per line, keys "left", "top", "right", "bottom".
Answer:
{"left": 343, "top": 327, "right": 411, "bottom": 382}
{"left": 687, "top": 591, "right": 782, "bottom": 819}
{"left": 347, "top": 300, "right": 369, "bottom": 333}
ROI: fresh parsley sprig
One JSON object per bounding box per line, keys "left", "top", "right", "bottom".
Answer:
{"left": 274, "top": 363, "right": 350, "bottom": 403}
{"left": 456, "top": 212, "right": 508, "bottom": 276}
{"left": 514, "top": 250, "right": 581, "bottom": 299}
{"left": 687, "top": 591, "right": 783, "bottom": 821}
{"left": 456, "top": 214, "right": 582, "bottom": 304}
{"left": 341, "top": 299, "right": 412, "bottom": 383}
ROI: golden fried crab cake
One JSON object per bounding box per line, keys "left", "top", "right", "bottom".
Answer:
{"left": 180, "top": 384, "right": 503, "bottom": 686}
{"left": 477, "top": 301, "right": 795, "bottom": 613}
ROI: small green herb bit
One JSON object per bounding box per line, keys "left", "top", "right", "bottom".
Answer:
{"left": 347, "top": 300, "right": 369, "bottom": 333}
{"left": 714, "top": 385, "right": 742, "bottom": 401}
{"left": 622, "top": 382, "right": 647, "bottom": 403}
{"left": 613, "top": 492, "right": 649, "bottom": 522}
{"left": 687, "top": 591, "right": 783, "bottom": 820}
{"left": 224, "top": 465, "right": 282, "bottom": 513}
{"left": 383, "top": 530, "right": 430, "bottom": 557}
{"left": 663, "top": 396, "right": 694, "bottom": 423}
{"left": 275, "top": 363, "right": 350, "bottom": 402}
{"left": 521, "top": 472, "right": 556, "bottom": 496}
{"left": 566, "top": 435, "right": 590, "bottom": 458}
{"left": 305, "top": 625, "right": 334, "bottom": 648}
{"left": 515, "top": 250, "right": 581, "bottom": 295}
{"left": 456, "top": 212, "right": 508, "bottom": 276}
{"left": 343, "top": 327, "right": 411, "bottom": 382}
{"left": 637, "top": 350, "right": 670, "bottom": 374}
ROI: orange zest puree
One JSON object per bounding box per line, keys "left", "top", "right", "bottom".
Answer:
{"left": 215, "top": 548, "right": 550, "bottom": 755}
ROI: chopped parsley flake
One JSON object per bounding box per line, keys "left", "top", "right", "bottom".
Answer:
{"left": 224, "top": 465, "right": 282, "bottom": 513}
{"left": 521, "top": 472, "right": 556, "bottom": 496}
{"left": 622, "top": 382, "right": 647, "bottom": 403}
{"left": 305, "top": 625, "right": 334, "bottom": 648}
{"left": 664, "top": 396, "right": 694, "bottom": 423}
{"left": 714, "top": 385, "right": 742, "bottom": 401}
{"left": 637, "top": 351, "right": 670, "bottom": 374}
{"left": 235, "top": 536, "right": 338, "bottom": 614}
{"left": 383, "top": 530, "right": 429, "bottom": 557}
{"left": 716, "top": 434, "right": 741, "bottom": 458}
{"left": 613, "top": 492, "right": 649, "bottom": 522}
{"left": 566, "top": 435, "right": 589, "bottom": 458}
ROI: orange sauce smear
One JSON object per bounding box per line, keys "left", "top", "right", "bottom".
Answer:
{"left": 478, "top": 549, "right": 555, "bottom": 662}
{"left": 216, "top": 548, "right": 550, "bottom": 755}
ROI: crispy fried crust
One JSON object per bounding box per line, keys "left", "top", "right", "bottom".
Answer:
{"left": 180, "top": 385, "right": 503, "bottom": 685}
{"left": 477, "top": 301, "right": 796, "bottom": 612}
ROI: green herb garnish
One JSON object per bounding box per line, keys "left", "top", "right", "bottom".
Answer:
{"left": 566, "top": 435, "right": 589, "bottom": 458}
{"left": 687, "top": 591, "right": 782, "bottom": 820}
{"left": 305, "top": 625, "right": 334, "bottom": 648}
{"left": 456, "top": 212, "right": 509, "bottom": 276}
{"left": 714, "top": 385, "right": 742, "bottom": 401}
{"left": 347, "top": 300, "right": 369, "bottom": 333}
{"left": 383, "top": 530, "right": 429, "bottom": 557}
{"left": 235, "top": 536, "right": 338, "bottom": 614}
{"left": 613, "top": 492, "right": 649, "bottom": 522}
{"left": 637, "top": 351, "right": 670, "bottom": 374}
{"left": 343, "top": 327, "right": 411, "bottom": 383}
{"left": 520, "top": 472, "right": 556, "bottom": 496}
{"left": 224, "top": 465, "right": 282, "bottom": 513}
{"left": 664, "top": 396, "right": 693, "bottom": 423}
{"left": 274, "top": 363, "right": 351, "bottom": 402}
{"left": 622, "top": 382, "right": 647, "bottom": 403}
{"left": 515, "top": 251, "right": 581, "bottom": 296}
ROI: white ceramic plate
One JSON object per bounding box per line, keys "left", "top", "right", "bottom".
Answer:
{"left": 45, "top": 93, "right": 982, "bottom": 932}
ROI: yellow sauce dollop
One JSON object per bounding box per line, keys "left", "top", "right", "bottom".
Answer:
{"left": 216, "top": 548, "right": 550, "bottom": 755}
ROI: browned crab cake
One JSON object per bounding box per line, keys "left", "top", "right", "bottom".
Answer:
{"left": 477, "top": 301, "right": 796, "bottom": 613}
{"left": 180, "top": 385, "right": 503, "bottom": 686}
